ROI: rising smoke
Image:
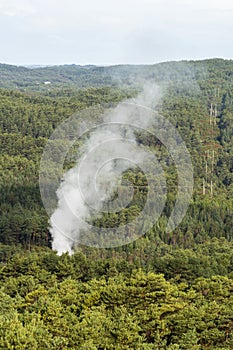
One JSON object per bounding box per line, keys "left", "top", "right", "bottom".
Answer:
{"left": 40, "top": 79, "right": 193, "bottom": 255}
{"left": 48, "top": 85, "right": 163, "bottom": 255}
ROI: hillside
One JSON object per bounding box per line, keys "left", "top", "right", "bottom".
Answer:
{"left": 1, "top": 58, "right": 233, "bottom": 91}
{"left": 0, "top": 58, "right": 233, "bottom": 349}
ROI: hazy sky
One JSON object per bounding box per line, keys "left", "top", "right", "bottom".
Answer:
{"left": 0, "top": 0, "right": 233, "bottom": 65}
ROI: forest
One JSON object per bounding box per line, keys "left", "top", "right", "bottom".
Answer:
{"left": 0, "top": 58, "right": 232, "bottom": 349}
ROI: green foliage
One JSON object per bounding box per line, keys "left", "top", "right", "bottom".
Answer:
{"left": 1, "top": 261, "right": 233, "bottom": 349}
{"left": 0, "top": 58, "right": 233, "bottom": 348}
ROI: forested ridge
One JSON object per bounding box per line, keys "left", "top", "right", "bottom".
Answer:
{"left": 0, "top": 59, "right": 233, "bottom": 349}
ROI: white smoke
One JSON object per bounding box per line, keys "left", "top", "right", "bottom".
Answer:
{"left": 49, "top": 84, "right": 162, "bottom": 255}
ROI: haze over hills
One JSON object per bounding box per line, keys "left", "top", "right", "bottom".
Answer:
{"left": 1, "top": 58, "right": 233, "bottom": 92}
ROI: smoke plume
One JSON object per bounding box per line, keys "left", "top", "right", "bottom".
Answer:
{"left": 49, "top": 85, "right": 162, "bottom": 254}
{"left": 39, "top": 80, "right": 193, "bottom": 255}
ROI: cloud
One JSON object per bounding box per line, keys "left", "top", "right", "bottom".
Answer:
{"left": 0, "top": 0, "right": 233, "bottom": 65}
{"left": 0, "top": 0, "right": 37, "bottom": 17}
{"left": 29, "top": 15, "right": 58, "bottom": 30}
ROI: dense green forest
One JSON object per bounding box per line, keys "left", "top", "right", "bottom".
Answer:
{"left": 0, "top": 59, "right": 233, "bottom": 349}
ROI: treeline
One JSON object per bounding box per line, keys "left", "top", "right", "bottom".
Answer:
{"left": 1, "top": 58, "right": 233, "bottom": 92}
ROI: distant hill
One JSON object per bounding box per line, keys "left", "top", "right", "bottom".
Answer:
{"left": 1, "top": 58, "right": 233, "bottom": 92}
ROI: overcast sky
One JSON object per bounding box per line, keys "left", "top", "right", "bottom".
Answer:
{"left": 0, "top": 0, "right": 233, "bottom": 65}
